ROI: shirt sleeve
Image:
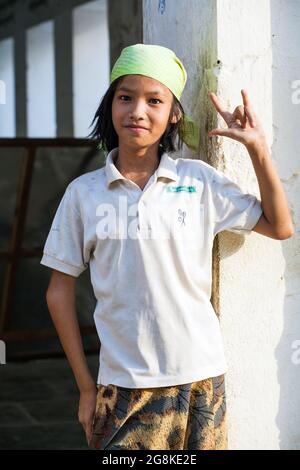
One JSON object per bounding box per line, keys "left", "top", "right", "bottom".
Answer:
{"left": 209, "top": 167, "right": 263, "bottom": 237}
{"left": 40, "top": 182, "right": 89, "bottom": 277}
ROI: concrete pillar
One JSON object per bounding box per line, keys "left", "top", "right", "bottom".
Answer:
{"left": 14, "top": 18, "right": 27, "bottom": 136}
{"left": 143, "top": 0, "right": 299, "bottom": 449}
{"left": 270, "top": 0, "right": 300, "bottom": 450}
{"left": 54, "top": 9, "right": 74, "bottom": 137}
{"left": 108, "top": 0, "right": 143, "bottom": 67}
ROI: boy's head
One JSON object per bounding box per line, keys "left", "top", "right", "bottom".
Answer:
{"left": 111, "top": 73, "right": 183, "bottom": 155}
{"left": 88, "top": 43, "right": 190, "bottom": 156}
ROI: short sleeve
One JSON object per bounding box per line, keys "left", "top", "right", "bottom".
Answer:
{"left": 40, "top": 183, "right": 89, "bottom": 277}
{"left": 210, "top": 168, "right": 263, "bottom": 237}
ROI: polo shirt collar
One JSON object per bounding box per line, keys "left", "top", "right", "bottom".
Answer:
{"left": 105, "top": 147, "right": 178, "bottom": 188}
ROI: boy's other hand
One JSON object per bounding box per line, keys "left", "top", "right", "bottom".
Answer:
{"left": 78, "top": 386, "right": 97, "bottom": 446}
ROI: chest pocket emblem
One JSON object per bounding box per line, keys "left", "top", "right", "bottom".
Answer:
{"left": 178, "top": 209, "right": 186, "bottom": 226}
{"left": 166, "top": 185, "right": 197, "bottom": 193}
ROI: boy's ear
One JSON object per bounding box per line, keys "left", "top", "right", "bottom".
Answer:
{"left": 170, "top": 110, "right": 182, "bottom": 124}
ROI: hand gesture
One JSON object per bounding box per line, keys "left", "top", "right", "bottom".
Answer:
{"left": 208, "top": 89, "right": 266, "bottom": 148}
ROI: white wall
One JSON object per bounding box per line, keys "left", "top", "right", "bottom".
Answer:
{"left": 0, "top": 37, "right": 15, "bottom": 137}
{"left": 26, "top": 20, "right": 56, "bottom": 137}
{"left": 143, "top": 0, "right": 215, "bottom": 161}
{"left": 72, "top": 0, "right": 110, "bottom": 137}
{"left": 217, "top": 0, "right": 300, "bottom": 450}
{"left": 270, "top": 0, "right": 300, "bottom": 450}
{"left": 216, "top": 0, "right": 278, "bottom": 450}
{"left": 143, "top": 0, "right": 300, "bottom": 449}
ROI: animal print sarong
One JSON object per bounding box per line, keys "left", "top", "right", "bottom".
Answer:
{"left": 88, "top": 374, "right": 227, "bottom": 450}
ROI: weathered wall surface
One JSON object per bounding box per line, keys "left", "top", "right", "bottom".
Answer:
{"left": 144, "top": 0, "right": 299, "bottom": 449}
{"left": 269, "top": 0, "right": 300, "bottom": 450}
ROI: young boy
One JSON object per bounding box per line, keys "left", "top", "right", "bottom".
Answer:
{"left": 40, "top": 44, "right": 294, "bottom": 450}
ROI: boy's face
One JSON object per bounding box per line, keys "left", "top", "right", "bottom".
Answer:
{"left": 112, "top": 74, "right": 178, "bottom": 151}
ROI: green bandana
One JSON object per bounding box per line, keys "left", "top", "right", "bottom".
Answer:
{"left": 109, "top": 43, "right": 200, "bottom": 154}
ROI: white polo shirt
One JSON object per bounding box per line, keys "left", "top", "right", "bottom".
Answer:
{"left": 40, "top": 146, "right": 263, "bottom": 388}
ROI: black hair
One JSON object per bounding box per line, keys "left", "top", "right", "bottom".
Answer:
{"left": 87, "top": 76, "right": 186, "bottom": 158}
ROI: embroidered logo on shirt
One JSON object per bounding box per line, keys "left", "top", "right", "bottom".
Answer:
{"left": 178, "top": 209, "right": 186, "bottom": 226}
{"left": 166, "top": 185, "right": 197, "bottom": 193}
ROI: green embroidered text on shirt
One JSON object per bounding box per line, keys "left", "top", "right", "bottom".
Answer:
{"left": 166, "top": 185, "right": 197, "bottom": 193}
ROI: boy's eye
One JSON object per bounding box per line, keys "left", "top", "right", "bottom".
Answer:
{"left": 118, "top": 95, "right": 161, "bottom": 104}
{"left": 150, "top": 98, "right": 162, "bottom": 104}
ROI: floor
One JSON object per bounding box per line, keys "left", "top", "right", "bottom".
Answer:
{"left": 0, "top": 353, "right": 99, "bottom": 450}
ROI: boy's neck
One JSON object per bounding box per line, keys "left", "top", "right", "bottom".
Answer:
{"left": 113, "top": 147, "right": 161, "bottom": 183}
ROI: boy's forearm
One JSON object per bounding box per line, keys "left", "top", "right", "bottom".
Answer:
{"left": 46, "top": 289, "right": 96, "bottom": 393}
{"left": 246, "top": 140, "right": 294, "bottom": 236}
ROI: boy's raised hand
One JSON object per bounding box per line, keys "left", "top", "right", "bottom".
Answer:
{"left": 208, "top": 89, "right": 267, "bottom": 148}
